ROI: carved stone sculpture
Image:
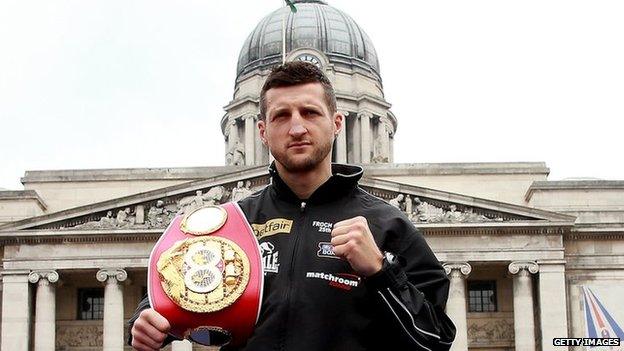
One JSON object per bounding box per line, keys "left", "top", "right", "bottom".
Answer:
{"left": 389, "top": 194, "right": 404, "bottom": 210}
{"left": 146, "top": 200, "right": 172, "bottom": 228}
{"left": 231, "top": 180, "right": 253, "bottom": 202}
{"left": 177, "top": 190, "right": 206, "bottom": 215}
{"left": 227, "top": 141, "right": 245, "bottom": 166}
{"left": 115, "top": 207, "right": 135, "bottom": 227}
{"left": 404, "top": 195, "right": 413, "bottom": 216}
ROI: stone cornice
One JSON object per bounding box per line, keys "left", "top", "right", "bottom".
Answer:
{"left": 525, "top": 180, "right": 624, "bottom": 201}
{"left": 222, "top": 95, "right": 259, "bottom": 112}
{"left": 0, "top": 190, "right": 47, "bottom": 210}
{"left": 0, "top": 229, "right": 161, "bottom": 245}
{"left": 19, "top": 162, "right": 550, "bottom": 183}
{"left": 0, "top": 221, "right": 573, "bottom": 245}
{"left": 566, "top": 223, "right": 624, "bottom": 240}
{"left": 362, "top": 162, "right": 550, "bottom": 176}
{"left": 418, "top": 222, "right": 571, "bottom": 236}
{"left": 21, "top": 166, "right": 253, "bottom": 183}
{"left": 334, "top": 93, "right": 392, "bottom": 109}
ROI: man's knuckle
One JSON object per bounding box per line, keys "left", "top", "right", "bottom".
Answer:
{"left": 157, "top": 332, "right": 167, "bottom": 342}
{"left": 131, "top": 339, "right": 144, "bottom": 351}
{"left": 132, "top": 321, "right": 144, "bottom": 333}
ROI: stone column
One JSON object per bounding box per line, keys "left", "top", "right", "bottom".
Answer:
{"left": 29, "top": 270, "right": 59, "bottom": 351}
{"left": 255, "top": 114, "right": 265, "bottom": 164}
{"left": 1, "top": 270, "right": 32, "bottom": 351}
{"left": 443, "top": 262, "right": 471, "bottom": 351}
{"left": 226, "top": 119, "right": 240, "bottom": 165}
{"left": 244, "top": 114, "right": 256, "bottom": 166}
{"left": 229, "top": 119, "right": 239, "bottom": 148}
{"left": 567, "top": 281, "right": 584, "bottom": 339}
{"left": 538, "top": 261, "right": 568, "bottom": 351}
{"left": 377, "top": 117, "right": 391, "bottom": 162}
{"left": 172, "top": 339, "right": 193, "bottom": 351}
{"left": 336, "top": 110, "right": 348, "bottom": 163}
{"left": 508, "top": 261, "right": 538, "bottom": 351}
{"left": 359, "top": 111, "right": 372, "bottom": 163}
{"left": 96, "top": 268, "right": 128, "bottom": 351}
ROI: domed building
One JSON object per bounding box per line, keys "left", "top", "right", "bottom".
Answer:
{"left": 1, "top": 1, "right": 623, "bottom": 351}
{"left": 222, "top": 0, "right": 396, "bottom": 166}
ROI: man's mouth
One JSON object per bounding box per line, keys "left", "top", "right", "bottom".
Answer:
{"left": 288, "top": 141, "right": 312, "bottom": 148}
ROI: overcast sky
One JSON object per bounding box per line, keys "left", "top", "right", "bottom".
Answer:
{"left": 1, "top": 0, "right": 623, "bottom": 190}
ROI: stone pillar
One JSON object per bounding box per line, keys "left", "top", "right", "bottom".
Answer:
{"left": 172, "top": 339, "right": 193, "bottom": 351}
{"left": 508, "top": 261, "right": 538, "bottom": 351}
{"left": 255, "top": 115, "right": 265, "bottom": 165}
{"left": 229, "top": 119, "right": 239, "bottom": 148}
{"left": 29, "top": 270, "right": 59, "bottom": 351}
{"left": 244, "top": 114, "right": 255, "bottom": 166}
{"left": 443, "top": 262, "right": 471, "bottom": 351}
{"left": 96, "top": 268, "right": 128, "bottom": 351}
{"left": 359, "top": 111, "right": 372, "bottom": 163}
{"left": 226, "top": 119, "right": 240, "bottom": 165}
{"left": 567, "top": 281, "right": 584, "bottom": 338}
{"left": 336, "top": 111, "right": 348, "bottom": 163}
{"left": 538, "top": 261, "right": 568, "bottom": 351}
{"left": 377, "top": 117, "right": 391, "bottom": 162}
{"left": 1, "top": 270, "right": 32, "bottom": 351}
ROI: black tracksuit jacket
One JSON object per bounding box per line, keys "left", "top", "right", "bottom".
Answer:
{"left": 128, "top": 163, "right": 456, "bottom": 350}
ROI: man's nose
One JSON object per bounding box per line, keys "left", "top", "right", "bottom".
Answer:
{"left": 288, "top": 115, "right": 307, "bottom": 137}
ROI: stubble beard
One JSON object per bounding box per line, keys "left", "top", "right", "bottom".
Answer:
{"left": 273, "top": 137, "right": 333, "bottom": 173}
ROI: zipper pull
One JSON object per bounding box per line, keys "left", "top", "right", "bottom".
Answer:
{"left": 300, "top": 201, "right": 306, "bottom": 212}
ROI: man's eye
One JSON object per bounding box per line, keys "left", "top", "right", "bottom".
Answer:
{"left": 272, "top": 113, "right": 288, "bottom": 121}
{"left": 304, "top": 109, "right": 321, "bottom": 117}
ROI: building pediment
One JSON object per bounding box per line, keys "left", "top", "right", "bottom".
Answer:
{"left": 0, "top": 167, "right": 575, "bottom": 241}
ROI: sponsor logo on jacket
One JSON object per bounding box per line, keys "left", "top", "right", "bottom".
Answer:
{"left": 259, "top": 242, "right": 279, "bottom": 274}
{"left": 317, "top": 242, "right": 339, "bottom": 259}
{"left": 305, "top": 271, "right": 361, "bottom": 290}
{"left": 312, "top": 220, "right": 333, "bottom": 233}
{"left": 251, "top": 218, "right": 293, "bottom": 239}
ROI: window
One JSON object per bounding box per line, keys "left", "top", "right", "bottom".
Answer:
{"left": 78, "top": 288, "right": 104, "bottom": 320}
{"left": 468, "top": 280, "right": 497, "bottom": 312}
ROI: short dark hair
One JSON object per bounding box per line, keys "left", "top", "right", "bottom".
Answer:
{"left": 259, "top": 61, "right": 337, "bottom": 120}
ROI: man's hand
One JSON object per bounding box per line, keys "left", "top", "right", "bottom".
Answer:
{"left": 131, "top": 308, "right": 171, "bottom": 351}
{"left": 331, "top": 216, "right": 383, "bottom": 277}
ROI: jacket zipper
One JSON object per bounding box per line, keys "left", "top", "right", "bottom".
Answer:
{"left": 280, "top": 201, "right": 307, "bottom": 350}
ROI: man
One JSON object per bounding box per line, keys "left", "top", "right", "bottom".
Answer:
{"left": 129, "top": 62, "right": 456, "bottom": 350}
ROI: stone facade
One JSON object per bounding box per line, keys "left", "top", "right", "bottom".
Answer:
{"left": 1, "top": 167, "right": 623, "bottom": 350}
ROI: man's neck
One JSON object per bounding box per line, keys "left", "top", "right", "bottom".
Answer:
{"left": 275, "top": 160, "right": 333, "bottom": 200}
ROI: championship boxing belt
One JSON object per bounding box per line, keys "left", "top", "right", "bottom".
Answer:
{"left": 148, "top": 202, "right": 263, "bottom": 346}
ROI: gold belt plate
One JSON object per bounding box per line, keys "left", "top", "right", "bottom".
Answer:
{"left": 157, "top": 236, "right": 250, "bottom": 313}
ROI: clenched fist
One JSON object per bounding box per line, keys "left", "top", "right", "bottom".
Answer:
{"left": 131, "top": 308, "right": 171, "bottom": 351}
{"left": 330, "top": 216, "right": 383, "bottom": 277}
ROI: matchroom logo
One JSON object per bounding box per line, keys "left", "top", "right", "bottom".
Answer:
{"left": 306, "top": 271, "right": 361, "bottom": 291}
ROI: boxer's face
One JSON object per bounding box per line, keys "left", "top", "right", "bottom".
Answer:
{"left": 259, "top": 82, "right": 343, "bottom": 173}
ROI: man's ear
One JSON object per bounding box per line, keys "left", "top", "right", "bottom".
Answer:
{"left": 333, "top": 112, "right": 344, "bottom": 137}
{"left": 258, "top": 119, "right": 268, "bottom": 146}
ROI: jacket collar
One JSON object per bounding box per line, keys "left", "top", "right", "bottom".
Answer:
{"left": 268, "top": 162, "right": 363, "bottom": 204}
